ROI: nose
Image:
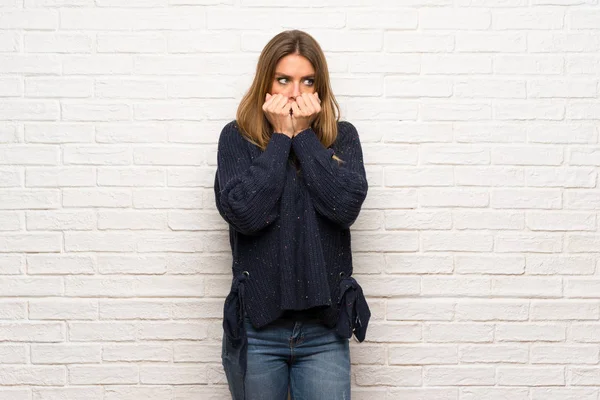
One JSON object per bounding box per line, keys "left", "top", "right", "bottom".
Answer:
{"left": 292, "top": 82, "right": 301, "bottom": 99}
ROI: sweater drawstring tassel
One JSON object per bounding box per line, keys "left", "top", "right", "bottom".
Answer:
{"left": 335, "top": 276, "right": 370, "bottom": 342}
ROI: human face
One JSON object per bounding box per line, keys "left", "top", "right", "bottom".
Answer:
{"left": 270, "top": 53, "right": 316, "bottom": 104}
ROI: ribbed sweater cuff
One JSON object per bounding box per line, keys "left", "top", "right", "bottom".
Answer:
{"left": 291, "top": 128, "right": 331, "bottom": 161}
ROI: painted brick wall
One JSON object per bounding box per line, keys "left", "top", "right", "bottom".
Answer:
{"left": 1, "top": 0, "right": 600, "bottom": 399}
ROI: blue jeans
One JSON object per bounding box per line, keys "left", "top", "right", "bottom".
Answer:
{"left": 222, "top": 314, "right": 351, "bottom": 400}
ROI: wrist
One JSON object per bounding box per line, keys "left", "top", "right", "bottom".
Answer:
{"left": 293, "top": 126, "right": 311, "bottom": 136}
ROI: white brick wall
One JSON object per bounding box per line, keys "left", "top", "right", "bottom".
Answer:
{"left": 1, "top": 0, "right": 599, "bottom": 398}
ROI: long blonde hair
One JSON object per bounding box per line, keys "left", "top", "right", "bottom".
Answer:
{"left": 236, "top": 30, "right": 342, "bottom": 162}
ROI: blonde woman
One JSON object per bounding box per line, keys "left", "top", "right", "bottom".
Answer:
{"left": 214, "top": 30, "right": 370, "bottom": 400}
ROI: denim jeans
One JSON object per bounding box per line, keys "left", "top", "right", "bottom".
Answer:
{"left": 222, "top": 314, "right": 351, "bottom": 400}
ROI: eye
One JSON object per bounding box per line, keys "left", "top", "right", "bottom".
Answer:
{"left": 277, "top": 77, "right": 288, "bottom": 85}
{"left": 304, "top": 79, "right": 315, "bottom": 86}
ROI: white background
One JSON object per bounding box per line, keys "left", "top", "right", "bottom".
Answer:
{"left": 1, "top": 0, "right": 600, "bottom": 399}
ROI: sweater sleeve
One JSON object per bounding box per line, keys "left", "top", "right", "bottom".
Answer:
{"left": 214, "top": 122, "right": 292, "bottom": 236}
{"left": 291, "top": 121, "right": 368, "bottom": 229}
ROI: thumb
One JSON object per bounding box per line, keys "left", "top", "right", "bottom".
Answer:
{"left": 265, "top": 93, "right": 271, "bottom": 101}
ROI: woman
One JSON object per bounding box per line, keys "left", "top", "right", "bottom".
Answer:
{"left": 214, "top": 29, "right": 370, "bottom": 400}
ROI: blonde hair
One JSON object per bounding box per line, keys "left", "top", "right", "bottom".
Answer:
{"left": 236, "top": 30, "right": 343, "bottom": 163}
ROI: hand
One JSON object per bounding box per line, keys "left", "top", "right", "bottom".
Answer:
{"left": 263, "top": 93, "right": 294, "bottom": 138}
{"left": 290, "top": 92, "right": 321, "bottom": 137}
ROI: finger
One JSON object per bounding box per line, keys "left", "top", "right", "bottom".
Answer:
{"left": 295, "top": 95, "right": 309, "bottom": 114}
{"left": 305, "top": 92, "right": 321, "bottom": 111}
{"left": 290, "top": 101, "right": 301, "bottom": 118}
{"left": 263, "top": 93, "right": 276, "bottom": 110}
{"left": 276, "top": 95, "right": 290, "bottom": 113}
{"left": 268, "top": 94, "right": 285, "bottom": 112}
{"left": 301, "top": 94, "right": 317, "bottom": 115}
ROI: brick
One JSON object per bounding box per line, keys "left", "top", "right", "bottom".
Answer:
{"left": 26, "top": 210, "right": 96, "bottom": 230}
{"left": 354, "top": 365, "right": 422, "bottom": 386}
{"left": 456, "top": 33, "right": 526, "bottom": 52}
{"left": 0, "top": 234, "right": 61, "bottom": 252}
{"left": 382, "top": 166, "right": 454, "bottom": 187}
{"left": 0, "top": 54, "right": 61, "bottom": 74}
{"left": 32, "top": 387, "right": 103, "bottom": 400}
{"left": 68, "top": 365, "right": 138, "bottom": 385}
{"left": 455, "top": 123, "right": 527, "bottom": 143}
{"left": 0, "top": 300, "right": 26, "bottom": 319}
{"left": 425, "top": 323, "right": 494, "bottom": 343}
{"left": 0, "top": 366, "right": 65, "bottom": 385}
{"left": 462, "top": 388, "right": 528, "bottom": 400}
{"left": 103, "top": 344, "right": 172, "bottom": 362}
{"left": 65, "top": 276, "right": 204, "bottom": 297}
{"left": 384, "top": 254, "right": 453, "bottom": 274}
{"left": 388, "top": 300, "right": 454, "bottom": 321}
{"left": 104, "top": 387, "right": 172, "bottom": 400}
{"left": 62, "top": 102, "right": 131, "bottom": 122}
{"left": 497, "top": 366, "right": 564, "bottom": 386}
{"left": 96, "top": 123, "right": 167, "bottom": 143}
{"left": 62, "top": 188, "right": 131, "bottom": 208}
{"left": 99, "top": 299, "right": 170, "bottom": 320}
{"left": 140, "top": 364, "right": 207, "bottom": 384}
{"left": 0, "top": 322, "right": 64, "bottom": 342}
{"left": 96, "top": 254, "right": 167, "bottom": 274}
{"left": 462, "top": 254, "right": 527, "bottom": 275}
{"left": 455, "top": 167, "right": 524, "bottom": 186}
{"left": 422, "top": 276, "right": 491, "bottom": 296}
{"left": 460, "top": 344, "right": 528, "bottom": 363}
{"left": 138, "top": 321, "right": 208, "bottom": 340}
{"left": 68, "top": 322, "right": 137, "bottom": 342}
{"left": 64, "top": 145, "right": 131, "bottom": 165}
{"left": 98, "top": 210, "right": 167, "bottom": 230}
{"left": 29, "top": 299, "right": 97, "bottom": 320}
{"left": 60, "top": 8, "right": 205, "bottom": 30}
{"left": 0, "top": 211, "right": 21, "bottom": 231}
{"left": 531, "top": 388, "right": 599, "bottom": 400}
{"left": 27, "top": 255, "right": 95, "bottom": 275}
{"left": 390, "top": 345, "right": 457, "bottom": 365}
{"left": 526, "top": 255, "right": 595, "bottom": 275}
{"left": 26, "top": 167, "right": 96, "bottom": 187}
{"left": 531, "top": 345, "right": 599, "bottom": 364}
{"left": 31, "top": 344, "right": 101, "bottom": 364}
{"left": 525, "top": 167, "right": 596, "bottom": 188}
{"left": 492, "top": 188, "right": 562, "bottom": 209}
{"left": 455, "top": 79, "right": 526, "bottom": 98}
{"left": 421, "top": 232, "right": 493, "bottom": 252}
{"left": 365, "top": 322, "right": 421, "bottom": 343}
{"left": 0, "top": 344, "right": 27, "bottom": 363}
{"left": 420, "top": 8, "right": 491, "bottom": 29}
{"left": 95, "top": 78, "right": 166, "bottom": 99}
{"left": 425, "top": 366, "right": 495, "bottom": 385}
{"left": 0, "top": 10, "right": 57, "bottom": 29}
{"left": 0, "top": 146, "right": 58, "bottom": 165}
{"left": 98, "top": 33, "right": 166, "bottom": 53}
{"left": 456, "top": 300, "right": 528, "bottom": 321}
{"left": 496, "top": 323, "right": 565, "bottom": 342}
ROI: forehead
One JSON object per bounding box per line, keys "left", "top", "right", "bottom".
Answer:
{"left": 274, "top": 54, "right": 315, "bottom": 75}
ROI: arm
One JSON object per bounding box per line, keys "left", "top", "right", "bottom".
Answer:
{"left": 292, "top": 121, "right": 368, "bottom": 229}
{"left": 214, "top": 122, "right": 292, "bottom": 236}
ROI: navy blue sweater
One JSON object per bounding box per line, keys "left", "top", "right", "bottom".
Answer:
{"left": 214, "top": 120, "right": 370, "bottom": 350}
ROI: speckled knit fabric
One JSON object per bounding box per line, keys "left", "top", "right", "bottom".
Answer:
{"left": 214, "top": 119, "right": 369, "bottom": 335}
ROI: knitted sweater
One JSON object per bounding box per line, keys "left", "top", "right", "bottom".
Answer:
{"left": 214, "top": 119, "right": 370, "bottom": 344}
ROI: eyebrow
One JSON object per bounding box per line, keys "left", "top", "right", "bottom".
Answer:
{"left": 275, "top": 73, "right": 315, "bottom": 79}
